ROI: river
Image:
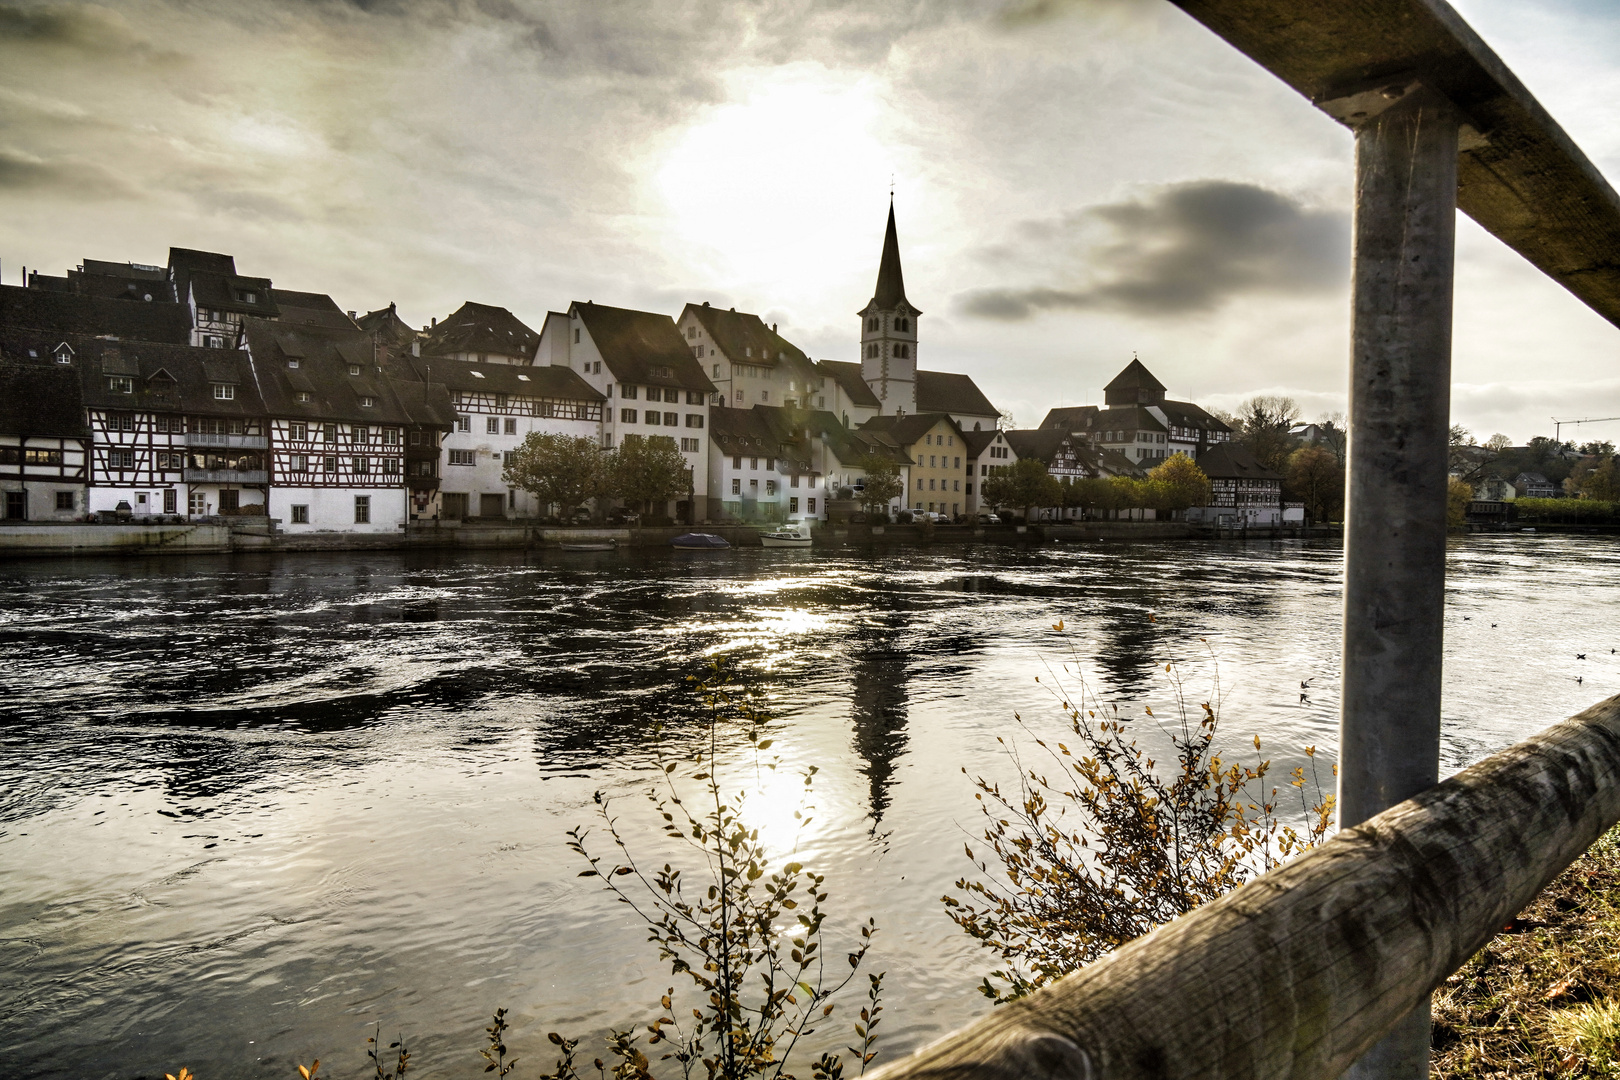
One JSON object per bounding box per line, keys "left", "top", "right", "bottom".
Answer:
{"left": 2, "top": 536, "right": 1616, "bottom": 1079}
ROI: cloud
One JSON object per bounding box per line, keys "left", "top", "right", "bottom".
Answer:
{"left": 0, "top": 3, "right": 148, "bottom": 53}
{"left": 956, "top": 180, "right": 1349, "bottom": 320}
{"left": 0, "top": 147, "right": 133, "bottom": 197}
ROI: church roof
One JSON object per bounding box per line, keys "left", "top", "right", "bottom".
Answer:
{"left": 866, "top": 201, "right": 917, "bottom": 313}
{"left": 917, "top": 370, "right": 998, "bottom": 419}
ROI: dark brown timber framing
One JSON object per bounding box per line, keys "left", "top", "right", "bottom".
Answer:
{"left": 865, "top": 696, "right": 1620, "bottom": 1080}
{"left": 1169, "top": 0, "right": 1620, "bottom": 329}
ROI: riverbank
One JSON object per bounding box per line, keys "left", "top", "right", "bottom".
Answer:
{"left": 1433, "top": 825, "right": 1620, "bottom": 1078}
{"left": 0, "top": 518, "right": 1342, "bottom": 557}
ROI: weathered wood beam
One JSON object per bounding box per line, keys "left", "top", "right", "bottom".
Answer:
{"left": 1168, "top": 0, "right": 1620, "bottom": 331}
{"left": 865, "top": 695, "right": 1620, "bottom": 1080}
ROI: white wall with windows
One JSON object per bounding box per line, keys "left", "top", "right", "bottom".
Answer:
{"left": 270, "top": 486, "right": 406, "bottom": 533}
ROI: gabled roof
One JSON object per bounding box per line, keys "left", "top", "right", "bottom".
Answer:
{"left": 573, "top": 301, "right": 716, "bottom": 393}
{"left": 189, "top": 271, "right": 280, "bottom": 318}
{"left": 1039, "top": 405, "right": 1100, "bottom": 431}
{"left": 1156, "top": 400, "right": 1231, "bottom": 433}
{"left": 0, "top": 284, "right": 192, "bottom": 344}
{"left": 1196, "top": 441, "right": 1283, "bottom": 481}
{"left": 962, "top": 428, "right": 1004, "bottom": 458}
{"left": 399, "top": 356, "right": 602, "bottom": 402}
{"left": 815, "top": 359, "right": 882, "bottom": 409}
{"left": 0, "top": 327, "right": 265, "bottom": 417}
{"left": 270, "top": 289, "right": 357, "bottom": 331}
{"left": 683, "top": 304, "right": 809, "bottom": 369}
{"left": 865, "top": 200, "right": 917, "bottom": 313}
{"left": 709, "top": 406, "right": 816, "bottom": 473}
{"left": 242, "top": 317, "right": 457, "bottom": 427}
{"left": 358, "top": 303, "right": 419, "bottom": 348}
{"left": 419, "top": 301, "right": 538, "bottom": 360}
{"left": 1002, "top": 429, "right": 1072, "bottom": 464}
{"left": 916, "top": 370, "right": 998, "bottom": 419}
{"left": 856, "top": 411, "right": 961, "bottom": 448}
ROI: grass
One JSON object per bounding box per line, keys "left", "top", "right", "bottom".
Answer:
{"left": 1433, "top": 826, "right": 1620, "bottom": 1078}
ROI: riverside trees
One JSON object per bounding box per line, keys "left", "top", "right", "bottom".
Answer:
{"left": 502, "top": 432, "right": 690, "bottom": 520}
{"left": 856, "top": 453, "right": 904, "bottom": 519}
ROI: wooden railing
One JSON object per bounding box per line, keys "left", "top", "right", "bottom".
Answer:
{"left": 866, "top": 696, "right": 1620, "bottom": 1080}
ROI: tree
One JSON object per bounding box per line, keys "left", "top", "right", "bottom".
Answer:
{"left": 856, "top": 453, "right": 904, "bottom": 517}
{"left": 1484, "top": 433, "right": 1513, "bottom": 452}
{"left": 1447, "top": 477, "right": 1474, "bottom": 529}
{"left": 1285, "top": 445, "right": 1344, "bottom": 523}
{"left": 1145, "top": 455, "right": 1212, "bottom": 514}
{"left": 982, "top": 458, "right": 1061, "bottom": 519}
{"left": 1575, "top": 456, "right": 1620, "bottom": 501}
{"left": 1235, "top": 395, "right": 1301, "bottom": 473}
{"left": 610, "top": 434, "right": 690, "bottom": 515}
{"left": 501, "top": 433, "right": 607, "bottom": 519}
{"left": 1580, "top": 440, "right": 1616, "bottom": 458}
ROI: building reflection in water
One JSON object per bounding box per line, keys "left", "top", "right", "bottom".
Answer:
{"left": 848, "top": 628, "right": 910, "bottom": 824}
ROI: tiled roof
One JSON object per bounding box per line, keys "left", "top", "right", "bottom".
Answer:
{"left": 419, "top": 301, "right": 538, "bottom": 360}
{"left": 1002, "top": 429, "right": 1071, "bottom": 464}
{"left": 358, "top": 303, "right": 419, "bottom": 348}
{"left": 684, "top": 304, "right": 809, "bottom": 368}
{"left": 573, "top": 302, "right": 716, "bottom": 393}
{"left": 242, "top": 318, "right": 457, "bottom": 427}
{"left": 962, "top": 429, "right": 1002, "bottom": 458}
{"left": 1104, "top": 358, "right": 1166, "bottom": 393}
{"left": 189, "top": 270, "right": 280, "bottom": 318}
{"left": 1196, "top": 441, "right": 1283, "bottom": 481}
{"left": 709, "top": 406, "right": 815, "bottom": 472}
{"left": 916, "top": 369, "right": 998, "bottom": 419}
{"left": 0, "top": 284, "right": 192, "bottom": 343}
{"left": 0, "top": 327, "right": 265, "bottom": 417}
{"left": 856, "top": 411, "right": 961, "bottom": 449}
{"left": 1039, "top": 405, "right": 1099, "bottom": 431}
{"left": 399, "top": 356, "right": 603, "bottom": 402}
{"left": 0, "top": 353, "right": 88, "bottom": 438}
{"left": 271, "top": 289, "right": 357, "bottom": 331}
{"left": 814, "top": 359, "right": 882, "bottom": 408}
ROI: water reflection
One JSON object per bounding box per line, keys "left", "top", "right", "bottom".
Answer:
{"left": 849, "top": 626, "right": 910, "bottom": 824}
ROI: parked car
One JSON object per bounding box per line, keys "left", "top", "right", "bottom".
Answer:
{"left": 976, "top": 513, "right": 1002, "bottom": 525}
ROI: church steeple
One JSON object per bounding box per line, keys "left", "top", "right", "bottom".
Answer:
{"left": 859, "top": 198, "right": 920, "bottom": 416}
{"left": 869, "top": 198, "right": 917, "bottom": 312}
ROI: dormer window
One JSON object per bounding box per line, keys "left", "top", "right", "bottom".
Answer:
{"left": 295, "top": 391, "right": 312, "bottom": 403}
{"left": 236, "top": 289, "right": 257, "bottom": 304}
{"left": 107, "top": 376, "right": 133, "bottom": 394}
{"left": 54, "top": 344, "right": 73, "bottom": 364}
{"left": 213, "top": 383, "right": 235, "bottom": 400}
{"left": 359, "top": 395, "right": 377, "bottom": 408}
{"left": 287, "top": 359, "right": 300, "bottom": 369}
{"left": 348, "top": 364, "right": 362, "bottom": 376}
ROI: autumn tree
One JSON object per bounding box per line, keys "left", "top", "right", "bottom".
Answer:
{"left": 856, "top": 453, "right": 904, "bottom": 518}
{"left": 1574, "top": 455, "right": 1620, "bottom": 501}
{"left": 610, "top": 434, "right": 691, "bottom": 516}
{"left": 1145, "top": 455, "right": 1211, "bottom": 513}
{"left": 501, "top": 433, "right": 608, "bottom": 519}
{"left": 1447, "top": 477, "right": 1474, "bottom": 529}
{"left": 982, "top": 458, "right": 1062, "bottom": 519}
{"left": 1285, "top": 445, "right": 1344, "bottom": 523}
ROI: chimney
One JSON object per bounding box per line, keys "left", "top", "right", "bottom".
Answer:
{"left": 348, "top": 310, "right": 357, "bottom": 320}
{"left": 431, "top": 316, "right": 437, "bottom": 326}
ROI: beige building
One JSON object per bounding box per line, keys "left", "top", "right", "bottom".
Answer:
{"left": 859, "top": 412, "right": 970, "bottom": 518}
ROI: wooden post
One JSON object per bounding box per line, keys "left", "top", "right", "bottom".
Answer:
{"left": 861, "top": 696, "right": 1620, "bottom": 1080}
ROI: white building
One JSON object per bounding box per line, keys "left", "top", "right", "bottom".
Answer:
{"left": 676, "top": 303, "right": 826, "bottom": 412}
{"left": 0, "top": 341, "right": 90, "bottom": 521}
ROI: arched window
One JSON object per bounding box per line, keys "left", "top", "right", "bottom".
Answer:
{"left": 892, "top": 343, "right": 910, "bottom": 359}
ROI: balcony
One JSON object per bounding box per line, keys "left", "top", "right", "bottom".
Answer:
{"left": 187, "top": 433, "right": 267, "bottom": 449}
{"left": 184, "top": 468, "right": 268, "bottom": 484}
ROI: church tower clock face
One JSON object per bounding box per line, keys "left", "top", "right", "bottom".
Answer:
{"left": 859, "top": 198, "right": 920, "bottom": 416}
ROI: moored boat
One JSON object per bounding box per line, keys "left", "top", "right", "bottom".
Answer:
{"left": 559, "top": 540, "right": 617, "bottom": 552}
{"left": 671, "top": 532, "right": 730, "bottom": 549}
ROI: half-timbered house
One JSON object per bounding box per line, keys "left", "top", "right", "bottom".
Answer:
{"left": 0, "top": 346, "right": 90, "bottom": 521}
{"left": 242, "top": 319, "right": 457, "bottom": 531}
{"left": 168, "top": 248, "right": 280, "bottom": 349}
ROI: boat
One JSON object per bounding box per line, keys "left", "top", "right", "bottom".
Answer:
{"left": 760, "top": 521, "right": 813, "bottom": 549}
{"left": 559, "top": 540, "right": 617, "bottom": 552}
{"left": 671, "top": 532, "right": 730, "bottom": 549}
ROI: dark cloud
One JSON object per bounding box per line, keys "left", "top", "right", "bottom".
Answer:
{"left": 957, "top": 180, "right": 1349, "bottom": 320}
{"left": 0, "top": 3, "right": 147, "bottom": 52}
{"left": 0, "top": 148, "right": 133, "bottom": 197}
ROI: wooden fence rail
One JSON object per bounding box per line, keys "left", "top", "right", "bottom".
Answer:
{"left": 865, "top": 695, "right": 1620, "bottom": 1080}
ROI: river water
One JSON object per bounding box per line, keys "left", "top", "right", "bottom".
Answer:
{"left": 2, "top": 536, "right": 1617, "bottom": 1079}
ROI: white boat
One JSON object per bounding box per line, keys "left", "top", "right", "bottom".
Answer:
{"left": 760, "top": 521, "right": 813, "bottom": 549}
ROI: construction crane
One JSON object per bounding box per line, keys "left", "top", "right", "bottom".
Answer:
{"left": 1553, "top": 416, "right": 1620, "bottom": 443}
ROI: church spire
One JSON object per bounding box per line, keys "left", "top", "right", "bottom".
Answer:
{"left": 869, "top": 197, "right": 915, "bottom": 312}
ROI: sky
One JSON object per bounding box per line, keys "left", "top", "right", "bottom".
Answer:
{"left": 2, "top": 0, "right": 1619, "bottom": 443}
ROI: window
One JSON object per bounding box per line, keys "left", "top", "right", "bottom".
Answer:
{"left": 213, "top": 383, "right": 235, "bottom": 400}
{"left": 383, "top": 428, "right": 399, "bottom": 445}
{"left": 352, "top": 425, "right": 369, "bottom": 442}
{"left": 663, "top": 388, "right": 679, "bottom": 403}
{"left": 354, "top": 496, "right": 370, "bottom": 524}
{"left": 456, "top": 416, "right": 471, "bottom": 432}
{"left": 749, "top": 457, "right": 758, "bottom": 470}
{"left": 929, "top": 479, "right": 936, "bottom": 491}
{"left": 449, "top": 449, "right": 476, "bottom": 466}
{"left": 348, "top": 364, "right": 362, "bottom": 376}
{"left": 156, "top": 451, "right": 181, "bottom": 470}
{"left": 643, "top": 412, "right": 660, "bottom": 426}
{"left": 487, "top": 417, "right": 500, "bottom": 434}
{"left": 663, "top": 412, "right": 678, "bottom": 425}
{"left": 108, "top": 376, "right": 133, "bottom": 394}
{"left": 791, "top": 474, "right": 800, "bottom": 488}
{"left": 219, "top": 490, "right": 239, "bottom": 512}
{"left": 713, "top": 364, "right": 720, "bottom": 376}
{"left": 107, "top": 412, "right": 135, "bottom": 432}
{"left": 324, "top": 456, "right": 337, "bottom": 472}
{"left": 790, "top": 497, "right": 799, "bottom": 513}
{"left": 621, "top": 409, "right": 637, "bottom": 423}
{"left": 353, "top": 456, "right": 370, "bottom": 474}
{"left": 955, "top": 456, "right": 961, "bottom": 468}
{"left": 296, "top": 391, "right": 313, "bottom": 403}
{"left": 954, "top": 480, "right": 961, "bottom": 491}
{"left": 290, "top": 422, "right": 308, "bottom": 441}
{"left": 289, "top": 454, "right": 308, "bottom": 472}
{"left": 807, "top": 498, "right": 816, "bottom": 513}
{"left": 916, "top": 478, "right": 923, "bottom": 490}
{"left": 108, "top": 449, "right": 135, "bottom": 469}
{"left": 205, "top": 335, "right": 226, "bottom": 349}
{"left": 504, "top": 418, "right": 517, "bottom": 435}
{"left": 766, "top": 480, "right": 777, "bottom": 495}
{"left": 55, "top": 346, "right": 73, "bottom": 364}
{"left": 622, "top": 385, "right": 637, "bottom": 400}
{"left": 760, "top": 390, "right": 769, "bottom": 402}
{"left": 594, "top": 362, "right": 601, "bottom": 374}
{"left": 573, "top": 328, "right": 580, "bottom": 343}
{"left": 409, "top": 430, "right": 422, "bottom": 446}
{"left": 750, "top": 479, "right": 758, "bottom": 492}
{"left": 287, "top": 359, "right": 300, "bottom": 369}
{"left": 383, "top": 458, "right": 400, "bottom": 475}
{"left": 732, "top": 478, "right": 741, "bottom": 495}
{"left": 289, "top": 504, "right": 310, "bottom": 524}
{"left": 686, "top": 390, "right": 703, "bottom": 405}
{"left": 237, "top": 290, "right": 258, "bottom": 304}
{"left": 56, "top": 491, "right": 75, "bottom": 510}
{"left": 680, "top": 437, "right": 700, "bottom": 452}
{"left": 360, "top": 395, "right": 377, "bottom": 408}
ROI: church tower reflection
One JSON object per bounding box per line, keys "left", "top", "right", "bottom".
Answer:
{"left": 849, "top": 629, "right": 910, "bottom": 824}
